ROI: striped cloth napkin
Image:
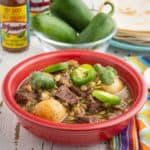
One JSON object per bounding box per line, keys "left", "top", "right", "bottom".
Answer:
{"left": 111, "top": 56, "right": 150, "bottom": 150}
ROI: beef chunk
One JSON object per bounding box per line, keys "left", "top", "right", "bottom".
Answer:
{"left": 88, "top": 101, "right": 101, "bottom": 113}
{"left": 87, "top": 95, "right": 101, "bottom": 113}
{"left": 54, "top": 85, "right": 79, "bottom": 104}
{"left": 77, "top": 115, "right": 99, "bottom": 123}
{"left": 70, "top": 85, "right": 86, "bottom": 98}
{"left": 15, "top": 91, "right": 37, "bottom": 104}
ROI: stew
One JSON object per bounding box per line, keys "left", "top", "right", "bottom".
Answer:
{"left": 15, "top": 60, "right": 133, "bottom": 124}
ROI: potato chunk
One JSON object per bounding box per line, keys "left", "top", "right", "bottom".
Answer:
{"left": 101, "top": 78, "right": 124, "bottom": 94}
{"left": 32, "top": 98, "right": 68, "bottom": 122}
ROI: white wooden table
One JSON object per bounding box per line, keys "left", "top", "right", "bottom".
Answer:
{"left": 0, "top": 35, "right": 149, "bottom": 150}
{"left": 1, "top": 1, "right": 150, "bottom": 149}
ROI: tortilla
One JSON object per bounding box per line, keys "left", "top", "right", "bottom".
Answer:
{"left": 112, "top": 0, "right": 150, "bottom": 32}
{"left": 114, "top": 37, "right": 150, "bottom": 46}
{"left": 116, "top": 31, "right": 150, "bottom": 39}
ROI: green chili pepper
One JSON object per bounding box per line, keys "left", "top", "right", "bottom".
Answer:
{"left": 43, "top": 62, "right": 69, "bottom": 73}
{"left": 31, "top": 72, "right": 55, "bottom": 89}
{"left": 92, "top": 90, "right": 121, "bottom": 105}
{"left": 70, "top": 64, "right": 96, "bottom": 86}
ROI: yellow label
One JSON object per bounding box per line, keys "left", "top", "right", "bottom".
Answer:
{"left": 0, "top": 5, "right": 27, "bottom": 22}
{"left": 1, "top": 31, "right": 28, "bottom": 49}
{"left": 0, "top": 4, "right": 29, "bottom": 49}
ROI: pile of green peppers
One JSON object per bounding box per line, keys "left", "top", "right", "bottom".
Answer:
{"left": 31, "top": 0, "right": 116, "bottom": 43}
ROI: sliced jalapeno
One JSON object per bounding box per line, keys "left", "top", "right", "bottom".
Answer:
{"left": 70, "top": 64, "right": 96, "bottom": 86}
{"left": 92, "top": 90, "right": 121, "bottom": 105}
{"left": 43, "top": 62, "right": 69, "bottom": 73}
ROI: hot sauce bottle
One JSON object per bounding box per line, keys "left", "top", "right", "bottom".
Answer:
{"left": 30, "top": 0, "right": 51, "bottom": 16}
{"left": 0, "top": 0, "right": 30, "bottom": 52}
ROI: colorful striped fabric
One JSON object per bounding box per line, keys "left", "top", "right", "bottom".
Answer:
{"left": 111, "top": 56, "right": 150, "bottom": 150}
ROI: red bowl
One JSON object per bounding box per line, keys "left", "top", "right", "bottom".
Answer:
{"left": 2, "top": 50, "right": 147, "bottom": 146}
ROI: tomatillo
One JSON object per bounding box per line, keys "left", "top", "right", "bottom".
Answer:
{"left": 31, "top": 72, "right": 55, "bottom": 89}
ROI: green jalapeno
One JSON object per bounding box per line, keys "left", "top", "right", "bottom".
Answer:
{"left": 43, "top": 62, "right": 69, "bottom": 73}
{"left": 70, "top": 64, "right": 96, "bottom": 86}
{"left": 92, "top": 90, "right": 121, "bottom": 105}
{"left": 31, "top": 72, "right": 55, "bottom": 89}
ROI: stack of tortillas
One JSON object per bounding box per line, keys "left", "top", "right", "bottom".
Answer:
{"left": 112, "top": 0, "right": 150, "bottom": 46}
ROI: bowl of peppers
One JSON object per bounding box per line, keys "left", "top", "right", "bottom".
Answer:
{"left": 32, "top": 0, "right": 116, "bottom": 51}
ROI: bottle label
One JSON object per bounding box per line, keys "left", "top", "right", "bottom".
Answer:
{"left": 30, "top": 0, "right": 50, "bottom": 16}
{"left": 0, "top": 4, "right": 30, "bottom": 49}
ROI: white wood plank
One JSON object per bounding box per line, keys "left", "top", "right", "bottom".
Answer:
{"left": 17, "top": 126, "right": 50, "bottom": 150}
{"left": 52, "top": 144, "right": 77, "bottom": 150}
{"left": 52, "top": 142, "right": 109, "bottom": 150}
{"left": 41, "top": 141, "right": 53, "bottom": 150}
{"left": 78, "top": 142, "right": 110, "bottom": 150}
{"left": 0, "top": 103, "right": 18, "bottom": 150}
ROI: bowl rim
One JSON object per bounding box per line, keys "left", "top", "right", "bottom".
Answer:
{"left": 34, "top": 27, "right": 117, "bottom": 48}
{"left": 2, "top": 50, "right": 147, "bottom": 131}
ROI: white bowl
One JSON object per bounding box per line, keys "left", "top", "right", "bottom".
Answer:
{"left": 34, "top": 27, "right": 116, "bottom": 52}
